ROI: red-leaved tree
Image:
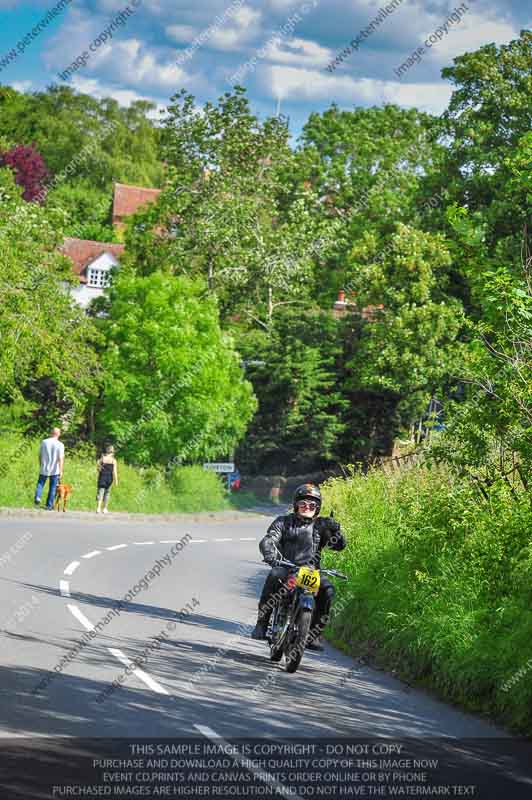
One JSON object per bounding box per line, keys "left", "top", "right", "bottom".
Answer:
{"left": 0, "top": 144, "right": 49, "bottom": 202}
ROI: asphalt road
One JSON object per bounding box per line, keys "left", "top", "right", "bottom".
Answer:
{"left": 0, "top": 510, "right": 531, "bottom": 798}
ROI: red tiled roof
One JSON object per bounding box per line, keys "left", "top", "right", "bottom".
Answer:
{"left": 112, "top": 182, "right": 162, "bottom": 222}
{"left": 61, "top": 238, "right": 125, "bottom": 284}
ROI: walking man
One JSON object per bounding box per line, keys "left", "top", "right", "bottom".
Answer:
{"left": 34, "top": 428, "right": 64, "bottom": 510}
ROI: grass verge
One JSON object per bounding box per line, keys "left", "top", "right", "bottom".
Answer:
{"left": 320, "top": 465, "right": 532, "bottom": 736}
{"left": 0, "top": 434, "right": 232, "bottom": 514}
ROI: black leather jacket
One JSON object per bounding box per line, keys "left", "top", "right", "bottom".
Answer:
{"left": 259, "top": 513, "right": 346, "bottom": 568}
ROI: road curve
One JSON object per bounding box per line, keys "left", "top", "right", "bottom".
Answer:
{"left": 1, "top": 511, "right": 531, "bottom": 800}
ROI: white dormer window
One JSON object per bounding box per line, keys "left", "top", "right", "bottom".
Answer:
{"left": 87, "top": 267, "right": 111, "bottom": 288}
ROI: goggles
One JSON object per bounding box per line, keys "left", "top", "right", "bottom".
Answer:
{"left": 297, "top": 499, "right": 318, "bottom": 511}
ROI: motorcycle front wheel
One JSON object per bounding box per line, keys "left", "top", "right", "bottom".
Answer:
{"left": 269, "top": 606, "right": 287, "bottom": 662}
{"left": 284, "top": 609, "right": 312, "bottom": 673}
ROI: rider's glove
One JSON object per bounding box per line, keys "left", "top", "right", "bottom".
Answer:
{"left": 319, "top": 517, "right": 341, "bottom": 535}
{"left": 318, "top": 517, "right": 345, "bottom": 550}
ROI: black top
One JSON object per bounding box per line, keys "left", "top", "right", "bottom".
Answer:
{"left": 98, "top": 461, "right": 114, "bottom": 488}
{"left": 259, "top": 513, "right": 346, "bottom": 568}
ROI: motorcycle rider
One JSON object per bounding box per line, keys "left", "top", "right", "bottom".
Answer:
{"left": 251, "top": 483, "right": 346, "bottom": 652}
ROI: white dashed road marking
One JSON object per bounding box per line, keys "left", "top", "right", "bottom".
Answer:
{"left": 109, "top": 648, "right": 169, "bottom": 695}
{"left": 67, "top": 604, "right": 95, "bottom": 632}
{"left": 59, "top": 535, "right": 258, "bottom": 696}
{"left": 195, "top": 725, "right": 301, "bottom": 798}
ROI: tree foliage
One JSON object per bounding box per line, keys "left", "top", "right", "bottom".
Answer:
{"left": 0, "top": 166, "right": 99, "bottom": 427}
{"left": 0, "top": 143, "right": 49, "bottom": 202}
{"left": 128, "top": 88, "right": 319, "bottom": 326}
{"left": 99, "top": 271, "right": 256, "bottom": 466}
{"left": 235, "top": 307, "right": 347, "bottom": 474}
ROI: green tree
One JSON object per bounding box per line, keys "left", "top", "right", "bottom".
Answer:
{"left": 99, "top": 271, "right": 256, "bottom": 466}
{"left": 0, "top": 84, "right": 164, "bottom": 191}
{"left": 441, "top": 30, "right": 532, "bottom": 250}
{"left": 0, "top": 166, "right": 99, "bottom": 427}
{"left": 45, "top": 180, "right": 118, "bottom": 242}
{"left": 235, "top": 307, "right": 347, "bottom": 474}
{"left": 128, "top": 88, "right": 319, "bottom": 326}
{"left": 344, "top": 223, "right": 465, "bottom": 448}
{"left": 294, "top": 104, "right": 443, "bottom": 305}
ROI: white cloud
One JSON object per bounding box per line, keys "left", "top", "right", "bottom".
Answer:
{"left": 166, "top": 24, "right": 198, "bottom": 44}
{"left": 91, "top": 38, "right": 187, "bottom": 91}
{"left": 45, "top": 6, "right": 192, "bottom": 96}
{"left": 421, "top": 11, "right": 520, "bottom": 62}
{"left": 261, "top": 64, "right": 453, "bottom": 115}
{"left": 69, "top": 75, "right": 166, "bottom": 118}
{"left": 10, "top": 80, "right": 33, "bottom": 93}
{"left": 208, "top": 6, "right": 262, "bottom": 51}
{"left": 263, "top": 36, "right": 333, "bottom": 68}
{"left": 44, "top": 8, "right": 100, "bottom": 71}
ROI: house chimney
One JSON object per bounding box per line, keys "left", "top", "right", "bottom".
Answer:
{"left": 332, "top": 289, "right": 347, "bottom": 317}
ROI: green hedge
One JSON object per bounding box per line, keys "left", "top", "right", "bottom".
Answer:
{"left": 321, "top": 466, "right": 532, "bottom": 736}
{"left": 0, "top": 434, "right": 229, "bottom": 514}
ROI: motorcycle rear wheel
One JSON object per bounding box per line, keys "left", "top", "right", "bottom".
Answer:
{"left": 284, "top": 609, "right": 312, "bottom": 673}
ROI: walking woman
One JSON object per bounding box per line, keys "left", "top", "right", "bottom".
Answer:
{"left": 96, "top": 445, "right": 118, "bottom": 514}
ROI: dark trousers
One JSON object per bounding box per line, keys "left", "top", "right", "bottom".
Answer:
{"left": 258, "top": 566, "right": 336, "bottom": 635}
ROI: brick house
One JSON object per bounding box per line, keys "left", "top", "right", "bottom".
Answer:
{"left": 64, "top": 182, "right": 161, "bottom": 307}
{"left": 61, "top": 238, "right": 126, "bottom": 308}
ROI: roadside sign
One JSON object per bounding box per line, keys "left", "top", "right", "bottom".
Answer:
{"left": 203, "top": 462, "right": 235, "bottom": 473}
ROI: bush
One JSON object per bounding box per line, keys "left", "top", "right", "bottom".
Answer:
{"left": 320, "top": 465, "right": 532, "bottom": 735}
{"left": 167, "top": 465, "right": 227, "bottom": 512}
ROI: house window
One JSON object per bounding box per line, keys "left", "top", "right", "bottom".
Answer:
{"left": 87, "top": 268, "right": 111, "bottom": 288}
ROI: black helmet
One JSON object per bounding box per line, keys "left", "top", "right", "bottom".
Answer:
{"left": 293, "top": 483, "right": 321, "bottom": 515}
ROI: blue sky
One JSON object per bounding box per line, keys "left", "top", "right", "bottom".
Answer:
{"left": 1, "top": 0, "right": 530, "bottom": 137}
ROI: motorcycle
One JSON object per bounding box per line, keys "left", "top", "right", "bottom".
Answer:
{"left": 264, "top": 555, "right": 348, "bottom": 673}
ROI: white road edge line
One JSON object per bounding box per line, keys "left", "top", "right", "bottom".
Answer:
{"left": 190, "top": 539, "right": 207, "bottom": 543}
{"left": 194, "top": 725, "right": 302, "bottom": 799}
{"left": 159, "top": 540, "right": 179, "bottom": 544}
{"left": 64, "top": 561, "right": 80, "bottom": 576}
{"left": 214, "top": 538, "right": 232, "bottom": 542}
{"left": 67, "top": 604, "right": 94, "bottom": 632}
{"left": 133, "top": 541, "right": 154, "bottom": 545}
{"left": 239, "top": 538, "right": 256, "bottom": 541}
{"left": 108, "top": 647, "right": 169, "bottom": 695}
{"left": 59, "top": 579, "right": 71, "bottom": 598}
{"left": 107, "top": 544, "right": 127, "bottom": 551}
{"left": 82, "top": 550, "right": 101, "bottom": 559}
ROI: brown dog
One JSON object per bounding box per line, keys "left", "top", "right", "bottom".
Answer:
{"left": 54, "top": 483, "right": 73, "bottom": 512}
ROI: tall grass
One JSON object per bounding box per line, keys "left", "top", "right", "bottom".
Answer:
{"left": 0, "top": 434, "right": 230, "bottom": 514}
{"left": 321, "top": 465, "right": 532, "bottom": 736}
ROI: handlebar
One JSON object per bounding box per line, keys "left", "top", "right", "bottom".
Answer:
{"left": 262, "top": 558, "right": 348, "bottom": 581}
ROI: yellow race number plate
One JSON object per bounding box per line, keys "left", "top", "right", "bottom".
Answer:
{"left": 295, "top": 567, "right": 320, "bottom": 594}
